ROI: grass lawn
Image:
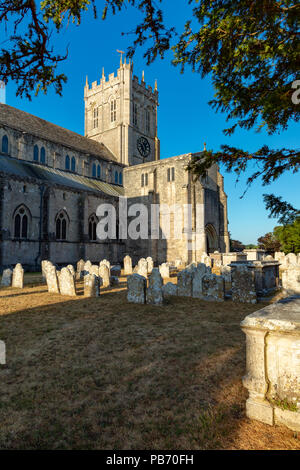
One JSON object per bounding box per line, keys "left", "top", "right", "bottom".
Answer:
{"left": 0, "top": 273, "right": 299, "bottom": 450}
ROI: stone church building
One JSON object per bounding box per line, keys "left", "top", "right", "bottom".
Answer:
{"left": 0, "top": 59, "right": 229, "bottom": 270}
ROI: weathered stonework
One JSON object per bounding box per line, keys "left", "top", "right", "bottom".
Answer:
{"left": 177, "top": 269, "right": 193, "bottom": 297}
{"left": 146, "top": 268, "right": 164, "bottom": 305}
{"left": 1, "top": 268, "right": 12, "bottom": 287}
{"left": 12, "top": 263, "right": 24, "bottom": 288}
{"left": 231, "top": 265, "right": 257, "bottom": 303}
{"left": 99, "top": 264, "right": 110, "bottom": 288}
{"left": 162, "top": 282, "right": 178, "bottom": 297}
{"left": 282, "top": 266, "right": 300, "bottom": 294}
{"left": 84, "top": 273, "right": 100, "bottom": 297}
{"left": 58, "top": 267, "right": 76, "bottom": 296}
{"left": 241, "top": 296, "right": 300, "bottom": 432}
{"left": 45, "top": 264, "right": 60, "bottom": 293}
{"left": 202, "top": 273, "right": 225, "bottom": 302}
{"left": 123, "top": 255, "right": 133, "bottom": 275}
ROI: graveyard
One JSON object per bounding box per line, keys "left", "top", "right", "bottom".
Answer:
{"left": 0, "top": 254, "right": 299, "bottom": 450}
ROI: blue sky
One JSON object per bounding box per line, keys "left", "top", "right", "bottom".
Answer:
{"left": 4, "top": 1, "right": 299, "bottom": 244}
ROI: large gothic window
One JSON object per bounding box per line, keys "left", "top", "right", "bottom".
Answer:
{"left": 119, "top": 171, "right": 123, "bottom": 185}
{"left": 55, "top": 211, "right": 68, "bottom": 240}
{"left": 97, "top": 164, "right": 101, "bottom": 179}
{"left": 14, "top": 205, "right": 30, "bottom": 239}
{"left": 88, "top": 214, "right": 98, "bottom": 241}
{"left": 92, "top": 163, "right": 96, "bottom": 178}
{"left": 71, "top": 156, "right": 76, "bottom": 172}
{"left": 33, "top": 145, "right": 39, "bottom": 161}
{"left": 1, "top": 135, "right": 8, "bottom": 154}
{"left": 114, "top": 171, "right": 118, "bottom": 184}
{"left": 65, "top": 155, "right": 70, "bottom": 170}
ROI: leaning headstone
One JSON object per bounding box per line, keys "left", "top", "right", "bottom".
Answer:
{"left": 192, "top": 263, "right": 207, "bottom": 298}
{"left": 146, "top": 257, "right": 154, "bottom": 274}
{"left": 162, "top": 282, "right": 178, "bottom": 297}
{"left": 146, "top": 268, "right": 164, "bottom": 305}
{"left": 45, "top": 265, "right": 60, "bottom": 294}
{"left": 1, "top": 268, "right": 13, "bottom": 287}
{"left": 127, "top": 273, "right": 146, "bottom": 304}
{"left": 137, "top": 258, "right": 148, "bottom": 278}
{"left": 123, "top": 255, "right": 133, "bottom": 275}
{"left": 12, "top": 263, "right": 24, "bottom": 289}
{"left": 58, "top": 267, "right": 76, "bottom": 296}
{"left": 76, "top": 259, "right": 85, "bottom": 280}
{"left": 231, "top": 265, "right": 257, "bottom": 303}
{"left": 99, "top": 264, "right": 110, "bottom": 288}
{"left": 177, "top": 269, "right": 193, "bottom": 297}
{"left": 84, "top": 273, "right": 100, "bottom": 297}
{"left": 202, "top": 273, "right": 225, "bottom": 302}
{"left": 159, "top": 263, "right": 170, "bottom": 279}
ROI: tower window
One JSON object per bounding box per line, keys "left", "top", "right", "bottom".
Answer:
{"left": 71, "top": 156, "right": 76, "bottom": 172}
{"left": 92, "top": 163, "right": 96, "bottom": 178}
{"left": 1, "top": 135, "right": 8, "bottom": 153}
{"left": 65, "top": 155, "right": 70, "bottom": 170}
{"left": 33, "top": 145, "right": 39, "bottom": 161}
{"left": 40, "top": 147, "right": 46, "bottom": 164}
{"left": 97, "top": 164, "right": 101, "bottom": 179}
{"left": 93, "top": 107, "right": 98, "bottom": 128}
{"left": 145, "top": 109, "right": 150, "bottom": 132}
{"left": 133, "top": 103, "right": 138, "bottom": 126}
{"left": 167, "top": 167, "right": 175, "bottom": 182}
{"left": 141, "top": 173, "right": 148, "bottom": 187}
{"left": 111, "top": 100, "right": 116, "bottom": 122}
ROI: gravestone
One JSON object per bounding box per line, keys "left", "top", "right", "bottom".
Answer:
{"left": 76, "top": 259, "right": 85, "bottom": 280}
{"left": 231, "top": 265, "right": 257, "bottom": 303}
{"left": 1, "top": 268, "right": 13, "bottom": 287}
{"left": 192, "top": 263, "right": 207, "bottom": 298}
{"left": 45, "top": 265, "right": 60, "bottom": 293}
{"left": 83, "top": 260, "right": 92, "bottom": 276}
{"left": 146, "top": 257, "right": 154, "bottom": 274}
{"left": 162, "top": 282, "right": 178, "bottom": 297}
{"left": 202, "top": 273, "right": 225, "bottom": 302}
{"left": 123, "top": 255, "right": 133, "bottom": 275}
{"left": 177, "top": 269, "right": 193, "bottom": 297}
{"left": 146, "top": 268, "right": 164, "bottom": 305}
{"left": 84, "top": 273, "right": 100, "bottom": 297}
{"left": 58, "top": 267, "right": 77, "bottom": 296}
{"left": 137, "top": 258, "right": 148, "bottom": 278}
{"left": 99, "top": 264, "right": 110, "bottom": 288}
{"left": 159, "top": 263, "right": 170, "bottom": 279}
{"left": 67, "top": 264, "right": 76, "bottom": 278}
{"left": 90, "top": 265, "right": 99, "bottom": 277}
{"left": 127, "top": 273, "right": 146, "bottom": 304}
{"left": 12, "top": 263, "right": 24, "bottom": 289}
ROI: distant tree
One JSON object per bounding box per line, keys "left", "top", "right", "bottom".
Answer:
{"left": 257, "top": 232, "right": 281, "bottom": 252}
{"left": 230, "top": 239, "right": 245, "bottom": 252}
{"left": 274, "top": 217, "right": 300, "bottom": 254}
{"left": 244, "top": 244, "right": 258, "bottom": 249}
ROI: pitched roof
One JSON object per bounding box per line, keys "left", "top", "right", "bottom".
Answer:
{"left": 0, "top": 103, "right": 122, "bottom": 165}
{"left": 0, "top": 154, "right": 124, "bottom": 198}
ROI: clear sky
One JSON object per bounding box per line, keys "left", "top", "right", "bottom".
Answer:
{"left": 4, "top": 1, "right": 299, "bottom": 245}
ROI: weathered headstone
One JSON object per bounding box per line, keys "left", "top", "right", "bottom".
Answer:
{"left": 99, "top": 264, "right": 110, "bottom": 288}
{"left": 127, "top": 273, "right": 146, "bottom": 304}
{"left": 282, "top": 266, "right": 300, "bottom": 294}
{"left": 67, "top": 264, "right": 76, "bottom": 278}
{"left": 231, "top": 265, "right": 257, "bottom": 303}
{"left": 84, "top": 273, "right": 100, "bottom": 297}
{"left": 58, "top": 267, "right": 77, "bottom": 296}
{"left": 90, "top": 265, "right": 99, "bottom": 277}
{"left": 83, "top": 260, "right": 92, "bottom": 276}
{"left": 100, "top": 259, "right": 111, "bottom": 275}
{"left": 162, "top": 282, "right": 178, "bottom": 297}
{"left": 146, "top": 268, "right": 163, "bottom": 305}
{"left": 286, "top": 253, "right": 297, "bottom": 266}
{"left": 159, "top": 263, "right": 170, "bottom": 279}
{"left": 177, "top": 269, "right": 193, "bottom": 297}
{"left": 202, "top": 273, "right": 225, "bottom": 302}
{"left": 12, "top": 263, "right": 24, "bottom": 289}
{"left": 45, "top": 265, "right": 60, "bottom": 293}
{"left": 146, "top": 256, "right": 154, "bottom": 274}
{"left": 192, "top": 263, "right": 207, "bottom": 298}
{"left": 137, "top": 258, "right": 148, "bottom": 278}
{"left": 123, "top": 255, "right": 133, "bottom": 275}
{"left": 1, "top": 268, "right": 13, "bottom": 287}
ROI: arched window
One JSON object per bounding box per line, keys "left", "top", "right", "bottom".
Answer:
{"left": 40, "top": 147, "right": 46, "bottom": 164}
{"left": 14, "top": 205, "right": 30, "bottom": 239}
{"left": 88, "top": 214, "right": 98, "bottom": 241}
{"left": 110, "top": 99, "right": 116, "bottom": 122}
{"left": 65, "top": 155, "right": 70, "bottom": 170}
{"left": 33, "top": 145, "right": 39, "bottom": 161}
{"left": 92, "top": 163, "right": 96, "bottom": 178}
{"left": 2, "top": 135, "right": 8, "bottom": 154}
{"left": 71, "top": 156, "right": 76, "bottom": 172}
{"left": 97, "top": 164, "right": 101, "bottom": 179}
{"left": 119, "top": 172, "right": 123, "bottom": 185}
{"left": 55, "top": 211, "right": 68, "bottom": 240}
{"left": 114, "top": 171, "right": 118, "bottom": 184}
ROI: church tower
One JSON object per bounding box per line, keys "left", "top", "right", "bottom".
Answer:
{"left": 84, "top": 57, "right": 160, "bottom": 166}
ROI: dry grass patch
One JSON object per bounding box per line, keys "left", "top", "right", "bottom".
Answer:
{"left": 0, "top": 274, "right": 299, "bottom": 450}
